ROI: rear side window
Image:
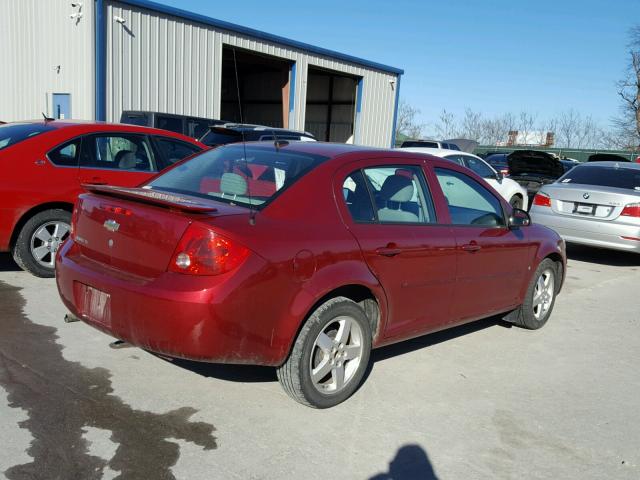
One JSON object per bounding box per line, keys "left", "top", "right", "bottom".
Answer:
{"left": 342, "top": 171, "right": 375, "bottom": 222}
{"left": 154, "top": 137, "right": 201, "bottom": 165}
{"left": 186, "top": 119, "right": 210, "bottom": 139}
{"left": 361, "top": 166, "right": 436, "bottom": 224}
{"left": 81, "top": 135, "right": 157, "bottom": 172}
{"left": 559, "top": 165, "right": 640, "bottom": 190}
{"left": 0, "top": 123, "right": 54, "bottom": 151}
{"left": 148, "top": 144, "right": 328, "bottom": 208}
{"left": 155, "top": 115, "right": 183, "bottom": 134}
{"left": 435, "top": 168, "right": 505, "bottom": 226}
{"left": 48, "top": 138, "right": 81, "bottom": 167}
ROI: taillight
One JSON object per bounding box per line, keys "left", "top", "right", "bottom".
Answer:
{"left": 621, "top": 203, "right": 640, "bottom": 218}
{"left": 533, "top": 192, "right": 551, "bottom": 207}
{"left": 70, "top": 199, "right": 82, "bottom": 239}
{"left": 500, "top": 168, "right": 509, "bottom": 176}
{"left": 169, "top": 223, "right": 249, "bottom": 276}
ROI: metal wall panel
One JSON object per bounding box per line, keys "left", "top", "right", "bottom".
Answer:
{"left": 0, "top": 0, "right": 94, "bottom": 122}
{"left": 105, "top": 1, "right": 399, "bottom": 147}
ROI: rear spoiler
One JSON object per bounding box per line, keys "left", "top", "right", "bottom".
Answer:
{"left": 82, "top": 185, "right": 219, "bottom": 213}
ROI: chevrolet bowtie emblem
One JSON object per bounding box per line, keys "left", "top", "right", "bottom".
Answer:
{"left": 103, "top": 219, "right": 120, "bottom": 232}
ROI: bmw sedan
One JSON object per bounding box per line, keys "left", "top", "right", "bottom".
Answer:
{"left": 530, "top": 161, "right": 640, "bottom": 253}
{"left": 56, "top": 142, "right": 566, "bottom": 408}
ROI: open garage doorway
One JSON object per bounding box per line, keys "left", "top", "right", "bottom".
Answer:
{"left": 305, "top": 67, "right": 359, "bottom": 142}
{"left": 221, "top": 46, "right": 293, "bottom": 128}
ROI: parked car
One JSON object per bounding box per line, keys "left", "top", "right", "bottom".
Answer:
{"left": 199, "top": 124, "right": 316, "bottom": 147}
{"left": 56, "top": 142, "right": 566, "bottom": 408}
{"left": 0, "top": 120, "right": 205, "bottom": 277}
{"left": 530, "top": 161, "right": 640, "bottom": 253}
{"left": 484, "top": 153, "right": 510, "bottom": 175}
{"left": 587, "top": 153, "right": 630, "bottom": 162}
{"left": 120, "top": 110, "right": 226, "bottom": 139}
{"left": 560, "top": 159, "right": 579, "bottom": 173}
{"left": 400, "top": 139, "right": 461, "bottom": 150}
{"left": 401, "top": 147, "right": 529, "bottom": 209}
{"left": 506, "top": 150, "right": 565, "bottom": 203}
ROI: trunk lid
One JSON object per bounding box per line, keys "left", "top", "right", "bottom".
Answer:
{"left": 507, "top": 150, "right": 565, "bottom": 179}
{"left": 542, "top": 183, "right": 640, "bottom": 221}
{"left": 73, "top": 186, "right": 247, "bottom": 277}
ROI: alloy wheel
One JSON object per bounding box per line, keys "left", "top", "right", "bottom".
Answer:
{"left": 532, "top": 268, "right": 555, "bottom": 320}
{"left": 30, "top": 221, "right": 70, "bottom": 269}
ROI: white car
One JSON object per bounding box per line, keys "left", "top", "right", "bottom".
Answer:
{"left": 401, "top": 147, "right": 529, "bottom": 210}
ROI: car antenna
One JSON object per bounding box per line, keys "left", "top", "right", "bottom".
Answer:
{"left": 42, "top": 112, "right": 55, "bottom": 123}
{"left": 232, "top": 47, "right": 256, "bottom": 226}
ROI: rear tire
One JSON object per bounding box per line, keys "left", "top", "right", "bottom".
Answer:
{"left": 12, "top": 209, "right": 71, "bottom": 278}
{"left": 507, "top": 258, "right": 559, "bottom": 330}
{"left": 277, "top": 297, "right": 372, "bottom": 408}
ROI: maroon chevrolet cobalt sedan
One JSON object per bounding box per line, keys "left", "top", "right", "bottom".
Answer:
{"left": 56, "top": 142, "right": 566, "bottom": 408}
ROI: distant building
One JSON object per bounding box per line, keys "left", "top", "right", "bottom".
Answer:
{"left": 496, "top": 131, "right": 555, "bottom": 147}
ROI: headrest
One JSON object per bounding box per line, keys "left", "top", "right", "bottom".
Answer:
{"left": 380, "top": 174, "right": 414, "bottom": 202}
{"left": 220, "top": 173, "right": 247, "bottom": 196}
{"left": 116, "top": 151, "right": 137, "bottom": 169}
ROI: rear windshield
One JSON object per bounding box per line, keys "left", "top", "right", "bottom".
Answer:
{"left": 0, "top": 123, "right": 54, "bottom": 151}
{"left": 559, "top": 165, "right": 640, "bottom": 191}
{"left": 199, "top": 130, "right": 242, "bottom": 146}
{"left": 400, "top": 141, "right": 439, "bottom": 148}
{"left": 148, "top": 144, "right": 329, "bottom": 208}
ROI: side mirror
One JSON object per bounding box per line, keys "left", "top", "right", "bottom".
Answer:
{"left": 508, "top": 208, "right": 531, "bottom": 228}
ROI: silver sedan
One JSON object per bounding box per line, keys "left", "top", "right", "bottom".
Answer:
{"left": 530, "top": 161, "right": 640, "bottom": 253}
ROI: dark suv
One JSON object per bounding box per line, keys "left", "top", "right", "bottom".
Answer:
{"left": 199, "top": 124, "right": 316, "bottom": 147}
{"left": 120, "top": 111, "right": 226, "bottom": 139}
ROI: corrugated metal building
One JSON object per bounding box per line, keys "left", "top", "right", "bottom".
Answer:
{"left": 0, "top": 0, "right": 403, "bottom": 147}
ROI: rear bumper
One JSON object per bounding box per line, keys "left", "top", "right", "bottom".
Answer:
{"left": 55, "top": 240, "right": 286, "bottom": 365}
{"left": 531, "top": 210, "right": 640, "bottom": 253}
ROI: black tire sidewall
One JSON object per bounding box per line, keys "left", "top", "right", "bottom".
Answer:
{"left": 509, "top": 196, "right": 523, "bottom": 210}
{"left": 296, "top": 300, "right": 372, "bottom": 408}
{"left": 13, "top": 209, "right": 72, "bottom": 278}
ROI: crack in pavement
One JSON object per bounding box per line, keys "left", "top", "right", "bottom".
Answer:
{"left": 0, "top": 281, "right": 217, "bottom": 480}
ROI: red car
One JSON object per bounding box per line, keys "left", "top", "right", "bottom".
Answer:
{"left": 0, "top": 121, "right": 205, "bottom": 277}
{"left": 56, "top": 142, "right": 566, "bottom": 408}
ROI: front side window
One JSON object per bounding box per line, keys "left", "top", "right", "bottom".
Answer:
{"left": 435, "top": 168, "right": 505, "bottom": 226}
{"left": 48, "top": 138, "right": 81, "bottom": 167}
{"left": 361, "top": 166, "right": 436, "bottom": 224}
{"left": 82, "top": 135, "right": 156, "bottom": 171}
{"left": 148, "top": 144, "right": 328, "bottom": 208}
{"left": 463, "top": 156, "right": 495, "bottom": 179}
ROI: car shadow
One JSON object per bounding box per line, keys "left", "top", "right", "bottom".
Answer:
{"left": 566, "top": 244, "right": 640, "bottom": 267}
{"left": 165, "top": 315, "right": 510, "bottom": 385}
{"left": 0, "top": 253, "right": 21, "bottom": 272}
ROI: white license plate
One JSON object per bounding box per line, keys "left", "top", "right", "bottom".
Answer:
{"left": 576, "top": 205, "right": 594, "bottom": 214}
{"left": 80, "top": 285, "right": 111, "bottom": 327}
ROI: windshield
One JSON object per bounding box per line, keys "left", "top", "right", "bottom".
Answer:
{"left": 0, "top": 123, "right": 55, "bottom": 151}
{"left": 558, "top": 165, "right": 640, "bottom": 191}
{"left": 148, "top": 144, "right": 329, "bottom": 208}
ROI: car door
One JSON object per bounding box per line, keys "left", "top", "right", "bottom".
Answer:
{"left": 335, "top": 160, "right": 457, "bottom": 340}
{"left": 77, "top": 133, "right": 158, "bottom": 186}
{"left": 433, "top": 166, "right": 531, "bottom": 322}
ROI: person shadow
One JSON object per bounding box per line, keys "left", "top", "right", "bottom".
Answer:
{"left": 370, "top": 444, "right": 438, "bottom": 480}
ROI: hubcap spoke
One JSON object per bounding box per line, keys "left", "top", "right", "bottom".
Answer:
{"left": 335, "top": 318, "right": 352, "bottom": 345}
{"left": 32, "top": 245, "right": 50, "bottom": 261}
{"left": 35, "top": 228, "right": 52, "bottom": 243}
{"left": 315, "top": 332, "right": 334, "bottom": 354}
{"left": 311, "top": 357, "right": 333, "bottom": 383}
{"left": 332, "top": 364, "right": 345, "bottom": 390}
{"left": 343, "top": 345, "right": 361, "bottom": 361}
{"left": 56, "top": 223, "right": 70, "bottom": 239}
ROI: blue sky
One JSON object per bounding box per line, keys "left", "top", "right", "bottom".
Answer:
{"left": 162, "top": 0, "right": 640, "bottom": 130}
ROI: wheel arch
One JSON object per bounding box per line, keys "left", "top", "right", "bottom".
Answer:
{"left": 10, "top": 202, "right": 75, "bottom": 251}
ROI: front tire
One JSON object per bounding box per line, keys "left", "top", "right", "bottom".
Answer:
{"left": 277, "top": 297, "right": 372, "bottom": 408}
{"left": 12, "top": 209, "right": 71, "bottom": 278}
{"left": 508, "top": 258, "right": 559, "bottom": 330}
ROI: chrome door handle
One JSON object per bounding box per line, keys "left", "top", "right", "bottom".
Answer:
{"left": 376, "top": 247, "right": 402, "bottom": 257}
{"left": 461, "top": 243, "right": 481, "bottom": 252}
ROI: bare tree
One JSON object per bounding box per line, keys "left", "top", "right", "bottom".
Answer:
{"left": 613, "top": 25, "right": 640, "bottom": 149}
{"left": 433, "top": 109, "right": 457, "bottom": 139}
{"left": 396, "top": 100, "right": 424, "bottom": 139}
